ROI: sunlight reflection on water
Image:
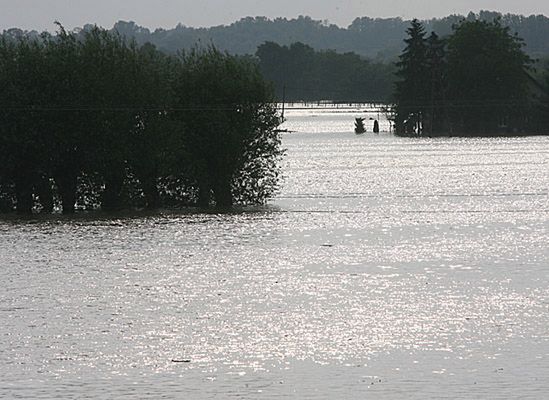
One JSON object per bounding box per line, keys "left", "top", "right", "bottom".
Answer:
{"left": 1, "top": 106, "right": 548, "bottom": 399}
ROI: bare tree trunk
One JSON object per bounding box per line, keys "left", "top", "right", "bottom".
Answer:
{"left": 56, "top": 173, "right": 78, "bottom": 215}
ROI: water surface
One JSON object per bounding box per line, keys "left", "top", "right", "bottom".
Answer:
{"left": 1, "top": 105, "right": 548, "bottom": 399}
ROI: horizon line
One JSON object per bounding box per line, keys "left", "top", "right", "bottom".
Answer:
{"left": 2, "top": 10, "right": 549, "bottom": 33}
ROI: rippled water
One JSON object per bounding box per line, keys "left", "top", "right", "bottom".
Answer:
{"left": 1, "top": 106, "right": 548, "bottom": 399}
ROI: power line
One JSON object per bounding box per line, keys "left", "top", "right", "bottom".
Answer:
{"left": 0, "top": 100, "right": 538, "bottom": 112}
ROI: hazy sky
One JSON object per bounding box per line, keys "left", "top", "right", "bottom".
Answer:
{"left": 2, "top": 0, "right": 549, "bottom": 31}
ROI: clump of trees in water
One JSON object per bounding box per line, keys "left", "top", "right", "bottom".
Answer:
{"left": 393, "top": 18, "right": 549, "bottom": 136}
{"left": 0, "top": 25, "right": 283, "bottom": 215}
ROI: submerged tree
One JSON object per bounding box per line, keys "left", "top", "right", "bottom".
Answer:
{"left": 0, "top": 27, "right": 283, "bottom": 214}
{"left": 535, "top": 69, "right": 549, "bottom": 132}
{"left": 544, "top": 72, "right": 549, "bottom": 123}
{"left": 41, "top": 25, "right": 88, "bottom": 214}
{"left": 173, "top": 47, "right": 282, "bottom": 207}
{"left": 394, "top": 19, "right": 429, "bottom": 135}
{"left": 393, "top": 18, "right": 536, "bottom": 136}
{"left": 0, "top": 36, "right": 51, "bottom": 214}
{"left": 424, "top": 32, "right": 447, "bottom": 134}
{"left": 446, "top": 19, "right": 532, "bottom": 134}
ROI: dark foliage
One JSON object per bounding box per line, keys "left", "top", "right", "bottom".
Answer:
{"left": 256, "top": 42, "right": 394, "bottom": 102}
{"left": 0, "top": 27, "right": 282, "bottom": 215}
{"left": 172, "top": 47, "right": 282, "bottom": 207}
{"left": 5, "top": 11, "right": 548, "bottom": 105}
{"left": 393, "top": 19, "right": 542, "bottom": 136}
{"left": 446, "top": 20, "right": 533, "bottom": 134}
{"left": 393, "top": 20, "right": 429, "bottom": 134}
{"left": 2, "top": 11, "right": 543, "bottom": 61}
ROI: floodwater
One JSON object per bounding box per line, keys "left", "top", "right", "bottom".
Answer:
{"left": 1, "top": 105, "right": 548, "bottom": 399}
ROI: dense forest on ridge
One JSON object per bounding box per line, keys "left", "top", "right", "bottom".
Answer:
{"left": 4, "top": 11, "right": 549, "bottom": 60}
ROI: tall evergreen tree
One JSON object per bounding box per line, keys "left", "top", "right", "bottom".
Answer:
{"left": 424, "top": 32, "right": 447, "bottom": 134}
{"left": 394, "top": 19, "right": 429, "bottom": 135}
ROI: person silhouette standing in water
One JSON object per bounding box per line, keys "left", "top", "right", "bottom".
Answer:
{"left": 373, "top": 119, "right": 380, "bottom": 134}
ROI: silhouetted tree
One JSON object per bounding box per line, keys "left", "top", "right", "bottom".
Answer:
{"left": 393, "top": 18, "right": 538, "bottom": 136}
{"left": 394, "top": 19, "right": 429, "bottom": 134}
{"left": 173, "top": 47, "right": 282, "bottom": 207}
{"left": 424, "top": 32, "right": 447, "bottom": 134}
{"left": 41, "top": 25, "right": 86, "bottom": 213}
{"left": 537, "top": 69, "right": 549, "bottom": 131}
{"left": 446, "top": 19, "right": 532, "bottom": 134}
{"left": 0, "top": 27, "right": 283, "bottom": 215}
{"left": 0, "top": 36, "right": 50, "bottom": 214}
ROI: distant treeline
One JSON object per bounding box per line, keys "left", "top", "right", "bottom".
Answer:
{"left": 256, "top": 42, "right": 395, "bottom": 102}
{"left": 4, "top": 11, "right": 549, "bottom": 104}
{"left": 5, "top": 11, "right": 549, "bottom": 60}
{"left": 393, "top": 19, "right": 549, "bottom": 136}
{"left": 0, "top": 26, "right": 283, "bottom": 215}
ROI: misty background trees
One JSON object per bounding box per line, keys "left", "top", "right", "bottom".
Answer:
{"left": 4, "top": 11, "right": 549, "bottom": 105}
{"left": 107, "top": 12, "right": 549, "bottom": 106}
{"left": 256, "top": 42, "right": 394, "bottom": 102}
{"left": 0, "top": 27, "right": 282, "bottom": 214}
{"left": 38, "top": 12, "right": 549, "bottom": 60}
